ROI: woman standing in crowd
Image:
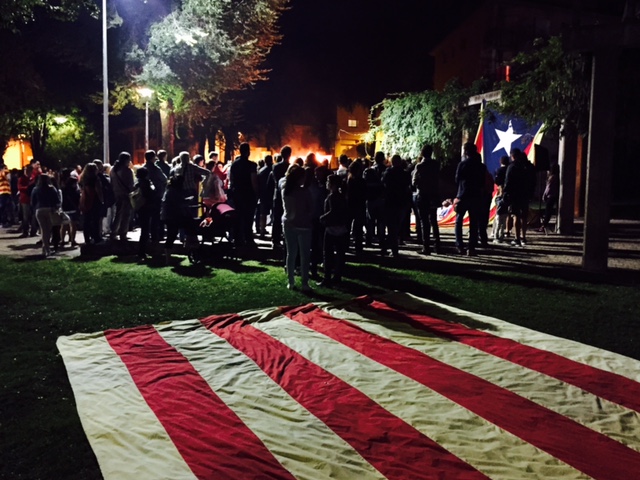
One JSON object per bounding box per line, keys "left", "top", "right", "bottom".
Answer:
{"left": 281, "top": 163, "right": 314, "bottom": 291}
{"left": 60, "top": 168, "right": 81, "bottom": 247}
{"left": 79, "top": 163, "right": 104, "bottom": 245}
{"left": 30, "top": 174, "right": 61, "bottom": 257}
{"left": 109, "top": 152, "right": 134, "bottom": 242}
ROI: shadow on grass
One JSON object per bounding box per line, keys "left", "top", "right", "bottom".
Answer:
{"left": 337, "top": 295, "right": 500, "bottom": 333}
{"left": 65, "top": 231, "right": 639, "bottom": 287}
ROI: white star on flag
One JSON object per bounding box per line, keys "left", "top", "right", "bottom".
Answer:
{"left": 492, "top": 121, "right": 522, "bottom": 155}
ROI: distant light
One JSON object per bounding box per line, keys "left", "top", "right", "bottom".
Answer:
{"left": 53, "top": 116, "right": 68, "bottom": 124}
{"left": 137, "top": 87, "right": 154, "bottom": 98}
{"left": 505, "top": 65, "right": 511, "bottom": 82}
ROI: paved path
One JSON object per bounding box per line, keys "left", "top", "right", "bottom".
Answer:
{"left": 1, "top": 220, "right": 638, "bottom": 274}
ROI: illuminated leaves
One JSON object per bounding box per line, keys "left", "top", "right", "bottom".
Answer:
{"left": 497, "top": 36, "right": 590, "bottom": 135}
{"left": 129, "top": 0, "right": 288, "bottom": 122}
{"left": 0, "top": 0, "right": 97, "bottom": 31}
{"left": 369, "top": 79, "right": 483, "bottom": 163}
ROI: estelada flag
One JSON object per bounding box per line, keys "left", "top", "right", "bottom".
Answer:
{"left": 58, "top": 293, "right": 640, "bottom": 479}
{"left": 476, "top": 107, "right": 544, "bottom": 177}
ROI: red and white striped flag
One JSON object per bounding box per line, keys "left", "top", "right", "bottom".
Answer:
{"left": 57, "top": 293, "right": 640, "bottom": 480}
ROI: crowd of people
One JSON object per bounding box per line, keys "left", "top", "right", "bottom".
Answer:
{"left": 0, "top": 141, "right": 559, "bottom": 289}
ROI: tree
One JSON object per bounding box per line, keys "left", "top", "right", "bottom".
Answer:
{"left": 45, "top": 111, "right": 101, "bottom": 169}
{"left": 497, "top": 36, "right": 591, "bottom": 234}
{"left": 120, "top": 0, "right": 289, "bottom": 156}
{"left": 497, "top": 36, "right": 590, "bottom": 136}
{"left": 9, "top": 109, "right": 100, "bottom": 170}
{"left": 367, "top": 79, "right": 486, "bottom": 163}
{"left": 0, "top": 5, "right": 101, "bottom": 161}
{"left": 0, "top": 0, "right": 96, "bottom": 32}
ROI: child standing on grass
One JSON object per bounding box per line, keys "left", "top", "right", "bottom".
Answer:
{"left": 318, "top": 175, "right": 349, "bottom": 287}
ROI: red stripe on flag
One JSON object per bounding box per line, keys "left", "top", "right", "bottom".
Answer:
{"left": 105, "top": 323, "right": 295, "bottom": 480}
{"left": 283, "top": 304, "right": 640, "bottom": 480}
{"left": 359, "top": 297, "right": 640, "bottom": 414}
{"left": 201, "top": 315, "right": 488, "bottom": 480}
{"left": 475, "top": 122, "right": 484, "bottom": 158}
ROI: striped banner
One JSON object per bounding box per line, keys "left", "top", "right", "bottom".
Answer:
{"left": 57, "top": 293, "right": 640, "bottom": 480}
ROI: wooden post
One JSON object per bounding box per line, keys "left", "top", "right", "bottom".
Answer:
{"left": 557, "top": 125, "right": 577, "bottom": 235}
{"left": 582, "top": 48, "right": 620, "bottom": 272}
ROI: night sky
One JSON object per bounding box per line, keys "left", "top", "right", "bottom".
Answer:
{"left": 241, "top": 0, "right": 477, "bottom": 128}
{"left": 240, "top": 0, "right": 627, "bottom": 131}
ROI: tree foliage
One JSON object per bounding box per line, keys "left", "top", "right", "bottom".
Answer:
{"left": 123, "top": 0, "right": 288, "bottom": 124}
{"left": 0, "top": 7, "right": 101, "bottom": 160}
{"left": 9, "top": 109, "right": 100, "bottom": 169}
{"left": 0, "top": 0, "right": 96, "bottom": 31}
{"left": 45, "top": 111, "right": 101, "bottom": 168}
{"left": 497, "top": 36, "right": 591, "bottom": 135}
{"left": 368, "top": 79, "right": 487, "bottom": 163}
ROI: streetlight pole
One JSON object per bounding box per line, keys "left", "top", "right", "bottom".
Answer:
{"left": 137, "top": 87, "right": 154, "bottom": 151}
{"left": 102, "top": 0, "right": 109, "bottom": 164}
{"left": 144, "top": 99, "right": 150, "bottom": 150}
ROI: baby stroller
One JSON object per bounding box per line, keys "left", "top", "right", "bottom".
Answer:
{"left": 188, "top": 202, "right": 237, "bottom": 264}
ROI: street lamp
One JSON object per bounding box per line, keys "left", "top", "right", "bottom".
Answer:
{"left": 137, "top": 87, "right": 154, "bottom": 151}
{"left": 102, "top": 0, "right": 109, "bottom": 164}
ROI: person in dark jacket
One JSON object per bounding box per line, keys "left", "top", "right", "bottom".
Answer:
{"left": 31, "top": 174, "right": 61, "bottom": 257}
{"left": 412, "top": 144, "right": 441, "bottom": 255}
{"left": 162, "top": 175, "right": 196, "bottom": 263}
{"left": 256, "top": 154, "right": 273, "bottom": 238}
{"left": 79, "top": 162, "right": 104, "bottom": 245}
{"left": 268, "top": 146, "right": 291, "bottom": 249}
{"left": 134, "top": 167, "right": 159, "bottom": 260}
{"left": 382, "top": 154, "right": 412, "bottom": 257}
{"left": 454, "top": 142, "right": 487, "bottom": 256}
{"left": 318, "top": 174, "right": 349, "bottom": 287}
{"left": 503, "top": 148, "right": 536, "bottom": 247}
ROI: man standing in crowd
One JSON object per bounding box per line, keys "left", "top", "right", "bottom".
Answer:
{"left": 504, "top": 148, "right": 537, "bottom": 247}
{"left": 454, "top": 142, "right": 487, "bottom": 256}
{"left": 228, "top": 142, "right": 259, "bottom": 246}
{"left": 268, "top": 145, "right": 292, "bottom": 250}
{"left": 412, "top": 144, "right": 441, "bottom": 255}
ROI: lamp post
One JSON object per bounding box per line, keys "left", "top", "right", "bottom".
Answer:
{"left": 102, "top": 0, "right": 109, "bottom": 164}
{"left": 137, "top": 87, "right": 154, "bottom": 151}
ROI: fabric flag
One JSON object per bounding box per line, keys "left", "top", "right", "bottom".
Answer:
{"left": 477, "top": 107, "right": 544, "bottom": 178}
{"left": 437, "top": 108, "right": 543, "bottom": 227}
{"left": 57, "top": 293, "right": 640, "bottom": 480}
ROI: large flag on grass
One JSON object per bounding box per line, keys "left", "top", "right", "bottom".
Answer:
{"left": 58, "top": 293, "right": 640, "bottom": 480}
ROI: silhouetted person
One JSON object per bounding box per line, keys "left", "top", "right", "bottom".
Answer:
{"left": 412, "top": 144, "right": 441, "bottom": 255}
{"left": 454, "top": 142, "right": 487, "bottom": 256}
{"left": 228, "top": 142, "right": 258, "bottom": 246}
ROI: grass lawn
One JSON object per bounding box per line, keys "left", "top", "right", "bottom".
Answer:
{"left": 1, "top": 250, "right": 638, "bottom": 479}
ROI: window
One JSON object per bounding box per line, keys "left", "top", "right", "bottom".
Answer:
{"left": 348, "top": 119, "right": 358, "bottom": 128}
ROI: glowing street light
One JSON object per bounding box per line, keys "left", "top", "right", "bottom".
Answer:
{"left": 137, "top": 87, "right": 154, "bottom": 151}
